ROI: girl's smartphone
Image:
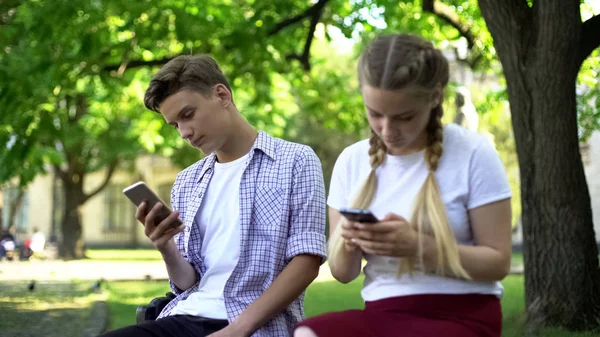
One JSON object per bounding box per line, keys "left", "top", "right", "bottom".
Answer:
{"left": 122, "top": 181, "right": 181, "bottom": 226}
{"left": 338, "top": 207, "right": 379, "bottom": 223}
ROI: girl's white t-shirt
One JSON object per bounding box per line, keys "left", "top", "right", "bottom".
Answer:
{"left": 328, "top": 123, "right": 512, "bottom": 302}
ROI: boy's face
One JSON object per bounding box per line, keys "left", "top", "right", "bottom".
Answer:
{"left": 159, "top": 86, "right": 232, "bottom": 155}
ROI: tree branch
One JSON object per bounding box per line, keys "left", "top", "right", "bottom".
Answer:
{"left": 286, "top": 3, "right": 323, "bottom": 71}
{"left": 423, "top": 0, "right": 476, "bottom": 49}
{"left": 82, "top": 159, "right": 118, "bottom": 203}
{"left": 103, "top": 57, "right": 173, "bottom": 73}
{"left": 268, "top": 0, "right": 329, "bottom": 36}
{"left": 577, "top": 14, "right": 600, "bottom": 68}
{"left": 270, "top": 0, "right": 329, "bottom": 70}
{"left": 103, "top": 1, "right": 332, "bottom": 74}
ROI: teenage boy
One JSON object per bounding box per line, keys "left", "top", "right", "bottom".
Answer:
{"left": 100, "top": 54, "right": 327, "bottom": 337}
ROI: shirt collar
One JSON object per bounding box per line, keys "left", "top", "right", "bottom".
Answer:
{"left": 196, "top": 130, "right": 276, "bottom": 182}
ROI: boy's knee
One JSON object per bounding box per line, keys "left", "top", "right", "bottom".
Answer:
{"left": 294, "top": 326, "right": 318, "bottom": 337}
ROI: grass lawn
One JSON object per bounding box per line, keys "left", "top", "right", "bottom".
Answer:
{"left": 104, "top": 275, "right": 599, "bottom": 336}
{"left": 0, "top": 280, "right": 105, "bottom": 337}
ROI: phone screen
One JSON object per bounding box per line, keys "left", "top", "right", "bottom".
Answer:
{"left": 123, "top": 182, "right": 180, "bottom": 225}
{"left": 338, "top": 208, "right": 379, "bottom": 223}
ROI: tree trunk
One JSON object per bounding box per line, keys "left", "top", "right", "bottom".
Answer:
{"left": 479, "top": 0, "right": 600, "bottom": 330}
{"left": 7, "top": 188, "right": 24, "bottom": 231}
{"left": 59, "top": 177, "right": 86, "bottom": 260}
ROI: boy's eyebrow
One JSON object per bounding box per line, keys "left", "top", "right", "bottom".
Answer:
{"left": 167, "top": 105, "right": 195, "bottom": 125}
{"left": 177, "top": 105, "right": 194, "bottom": 117}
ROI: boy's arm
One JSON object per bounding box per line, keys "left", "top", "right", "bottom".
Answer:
{"left": 165, "top": 178, "right": 201, "bottom": 294}
{"left": 224, "top": 254, "right": 322, "bottom": 336}
{"left": 212, "top": 147, "right": 327, "bottom": 337}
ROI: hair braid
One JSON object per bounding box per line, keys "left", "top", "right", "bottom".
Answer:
{"left": 328, "top": 131, "right": 387, "bottom": 260}
{"left": 398, "top": 103, "right": 470, "bottom": 279}
{"left": 368, "top": 130, "right": 387, "bottom": 169}
{"left": 425, "top": 105, "right": 444, "bottom": 172}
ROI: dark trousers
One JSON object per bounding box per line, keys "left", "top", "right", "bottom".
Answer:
{"left": 99, "top": 315, "right": 228, "bottom": 337}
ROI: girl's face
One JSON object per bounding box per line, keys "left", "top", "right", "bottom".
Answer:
{"left": 362, "top": 85, "right": 440, "bottom": 155}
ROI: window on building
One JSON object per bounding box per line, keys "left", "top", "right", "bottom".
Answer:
{"left": 2, "top": 185, "right": 29, "bottom": 232}
{"left": 104, "top": 184, "right": 135, "bottom": 232}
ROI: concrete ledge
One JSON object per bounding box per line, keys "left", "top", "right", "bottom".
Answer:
{"left": 81, "top": 300, "right": 109, "bottom": 337}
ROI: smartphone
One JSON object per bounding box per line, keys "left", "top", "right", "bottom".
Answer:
{"left": 122, "top": 181, "right": 181, "bottom": 226}
{"left": 338, "top": 207, "right": 379, "bottom": 224}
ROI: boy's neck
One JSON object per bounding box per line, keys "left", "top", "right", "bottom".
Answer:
{"left": 216, "top": 114, "right": 258, "bottom": 163}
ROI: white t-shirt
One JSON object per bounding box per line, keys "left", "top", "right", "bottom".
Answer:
{"left": 328, "top": 123, "right": 512, "bottom": 302}
{"left": 172, "top": 152, "right": 249, "bottom": 319}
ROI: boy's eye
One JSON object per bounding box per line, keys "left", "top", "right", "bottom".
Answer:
{"left": 183, "top": 110, "right": 195, "bottom": 119}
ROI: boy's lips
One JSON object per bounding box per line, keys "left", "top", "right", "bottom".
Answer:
{"left": 192, "top": 136, "right": 204, "bottom": 147}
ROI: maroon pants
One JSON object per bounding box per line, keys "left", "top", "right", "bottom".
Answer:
{"left": 297, "top": 294, "right": 501, "bottom": 337}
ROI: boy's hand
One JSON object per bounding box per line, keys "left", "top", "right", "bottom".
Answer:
{"left": 136, "top": 201, "right": 184, "bottom": 253}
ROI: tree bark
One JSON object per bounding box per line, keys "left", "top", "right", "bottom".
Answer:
{"left": 479, "top": 0, "right": 600, "bottom": 330}
{"left": 59, "top": 175, "right": 86, "bottom": 260}
{"left": 7, "top": 188, "right": 24, "bottom": 231}
{"left": 54, "top": 94, "right": 120, "bottom": 259}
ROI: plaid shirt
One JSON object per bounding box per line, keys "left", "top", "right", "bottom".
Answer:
{"left": 156, "top": 131, "right": 328, "bottom": 337}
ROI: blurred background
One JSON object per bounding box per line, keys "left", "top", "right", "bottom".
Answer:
{"left": 1, "top": 0, "right": 599, "bottom": 336}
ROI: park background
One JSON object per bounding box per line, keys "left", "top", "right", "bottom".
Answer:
{"left": 1, "top": 0, "right": 600, "bottom": 336}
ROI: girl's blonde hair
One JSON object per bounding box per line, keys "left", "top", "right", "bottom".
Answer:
{"left": 328, "top": 34, "right": 470, "bottom": 279}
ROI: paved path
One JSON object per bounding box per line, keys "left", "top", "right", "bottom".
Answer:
{"left": 0, "top": 260, "right": 336, "bottom": 282}
{"left": 0, "top": 259, "right": 523, "bottom": 282}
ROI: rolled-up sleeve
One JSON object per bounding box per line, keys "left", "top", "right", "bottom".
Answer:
{"left": 285, "top": 147, "right": 328, "bottom": 263}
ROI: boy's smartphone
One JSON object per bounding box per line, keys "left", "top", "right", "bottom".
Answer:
{"left": 122, "top": 181, "right": 181, "bottom": 226}
{"left": 338, "top": 207, "right": 379, "bottom": 224}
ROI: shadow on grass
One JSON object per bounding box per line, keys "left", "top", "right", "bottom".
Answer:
{"left": 0, "top": 281, "right": 99, "bottom": 337}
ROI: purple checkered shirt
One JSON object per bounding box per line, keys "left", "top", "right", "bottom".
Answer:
{"left": 156, "top": 131, "right": 328, "bottom": 337}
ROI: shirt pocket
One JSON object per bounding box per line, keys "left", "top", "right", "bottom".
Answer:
{"left": 252, "top": 186, "right": 284, "bottom": 226}
{"left": 251, "top": 186, "right": 288, "bottom": 245}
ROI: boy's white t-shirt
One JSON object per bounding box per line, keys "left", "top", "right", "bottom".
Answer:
{"left": 328, "top": 123, "right": 512, "bottom": 301}
{"left": 171, "top": 152, "right": 249, "bottom": 319}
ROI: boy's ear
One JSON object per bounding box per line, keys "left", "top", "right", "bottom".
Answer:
{"left": 214, "top": 84, "right": 232, "bottom": 107}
